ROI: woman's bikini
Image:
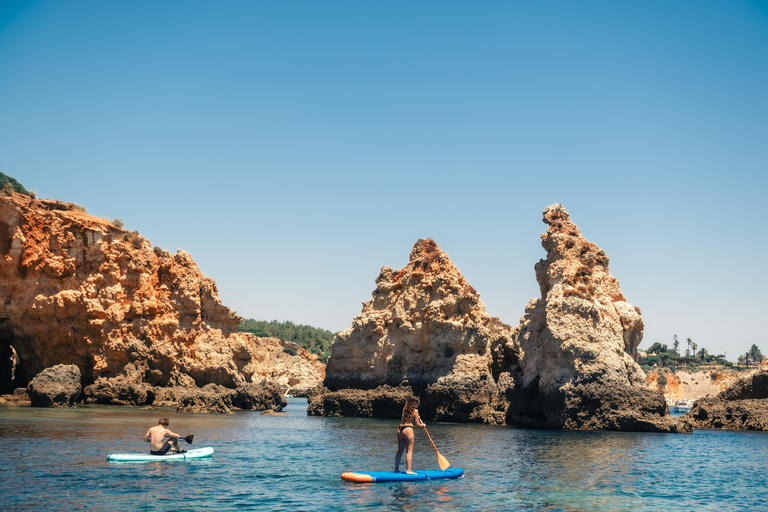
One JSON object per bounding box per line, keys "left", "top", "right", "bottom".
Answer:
{"left": 399, "top": 408, "right": 417, "bottom": 433}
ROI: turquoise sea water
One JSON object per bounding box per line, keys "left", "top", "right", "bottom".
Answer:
{"left": 1, "top": 398, "right": 766, "bottom": 511}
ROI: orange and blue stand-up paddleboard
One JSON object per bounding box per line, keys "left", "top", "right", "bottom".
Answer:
{"left": 341, "top": 468, "right": 464, "bottom": 483}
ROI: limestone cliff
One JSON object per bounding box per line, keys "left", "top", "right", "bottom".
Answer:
{"left": 0, "top": 193, "right": 322, "bottom": 408}
{"left": 311, "top": 238, "right": 520, "bottom": 424}
{"left": 507, "top": 204, "right": 685, "bottom": 432}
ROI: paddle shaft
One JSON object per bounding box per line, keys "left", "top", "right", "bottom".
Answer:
{"left": 422, "top": 426, "right": 440, "bottom": 454}
{"left": 163, "top": 434, "right": 194, "bottom": 444}
{"left": 422, "top": 425, "right": 451, "bottom": 470}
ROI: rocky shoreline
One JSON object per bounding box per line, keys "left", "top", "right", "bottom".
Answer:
{"left": 687, "top": 370, "right": 768, "bottom": 430}
{"left": 2, "top": 190, "right": 763, "bottom": 432}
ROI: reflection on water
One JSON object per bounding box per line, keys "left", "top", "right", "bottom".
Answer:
{"left": 1, "top": 399, "right": 767, "bottom": 511}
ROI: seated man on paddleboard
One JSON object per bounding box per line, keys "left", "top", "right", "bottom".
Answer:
{"left": 144, "top": 418, "right": 186, "bottom": 455}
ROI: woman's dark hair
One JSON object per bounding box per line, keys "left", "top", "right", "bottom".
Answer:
{"left": 401, "top": 396, "right": 420, "bottom": 423}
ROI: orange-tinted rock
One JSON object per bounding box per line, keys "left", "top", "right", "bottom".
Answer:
{"left": 0, "top": 193, "right": 322, "bottom": 410}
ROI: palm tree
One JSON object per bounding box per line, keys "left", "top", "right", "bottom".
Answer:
{"left": 692, "top": 342, "right": 698, "bottom": 357}
{"left": 673, "top": 335, "right": 680, "bottom": 355}
{"left": 699, "top": 347, "right": 708, "bottom": 361}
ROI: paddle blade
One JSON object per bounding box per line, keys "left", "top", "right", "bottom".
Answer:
{"left": 185, "top": 435, "right": 194, "bottom": 444}
{"left": 437, "top": 452, "right": 450, "bottom": 470}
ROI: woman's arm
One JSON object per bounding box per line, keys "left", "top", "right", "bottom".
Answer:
{"left": 414, "top": 409, "right": 426, "bottom": 427}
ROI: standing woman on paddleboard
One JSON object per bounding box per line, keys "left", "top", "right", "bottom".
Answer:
{"left": 395, "top": 395, "right": 426, "bottom": 474}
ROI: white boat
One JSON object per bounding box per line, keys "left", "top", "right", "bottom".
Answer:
{"left": 672, "top": 399, "right": 692, "bottom": 413}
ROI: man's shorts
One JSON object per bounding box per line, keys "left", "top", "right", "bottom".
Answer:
{"left": 150, "top": 441, "right": 172, "bottom": 455}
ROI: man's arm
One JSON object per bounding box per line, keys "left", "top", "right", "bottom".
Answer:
{"left": 144, "top": 429, "right": 152, "bottom": 442}
{"left": 164, "top": 428, "right": 181, "bottom": 439}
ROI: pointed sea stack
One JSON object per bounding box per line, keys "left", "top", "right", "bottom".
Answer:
{"left": 507, "top": 204, "right": 689, "bottom": 432}
{"left": 310, "top": 239, "right": 520, "bottom": 424}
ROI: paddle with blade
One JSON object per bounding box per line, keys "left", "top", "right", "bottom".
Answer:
{"left": 164, "top": 434, "right": 194, "bottom": 444}
{"left": 422, "top": 425, "right": 450, "bottom": 470}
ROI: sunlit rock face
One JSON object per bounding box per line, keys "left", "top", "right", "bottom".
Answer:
{"left": 325, "top": 238, "right": 518, "bottom": 390}
{"left": 0, "top": 193, "right": 319, "bottom": 411}
{"left": 507, "top": 204, "right": 687, "bottom": 432}
{"left": 0, "top": 193, "right": 239, "bottom": 390}
{"left": 313, "top": 238, "right": 521, "bottom": 424}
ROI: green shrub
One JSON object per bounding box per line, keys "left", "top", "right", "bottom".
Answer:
{"left": 0, "top": 172, "right": 31, "bottom": 196}
{"left": 240, "top": 319, "right": 334, "bottom": 362}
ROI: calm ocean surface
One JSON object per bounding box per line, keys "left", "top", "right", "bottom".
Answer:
{"left": 1, "top": 398, "right": 766, "bottom": 512}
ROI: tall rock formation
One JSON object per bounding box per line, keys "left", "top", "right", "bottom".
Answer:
{"left": 0, "top": 193, "right": 321, "bottom": 410}
{"left": 311, "top": 238, "right": 520, "bottom": 424}
{"left": 310, "top": 205, "right": 689, "bottom": 433}
{"left": 507, "top": 204, "right": 686, "bottom": 432}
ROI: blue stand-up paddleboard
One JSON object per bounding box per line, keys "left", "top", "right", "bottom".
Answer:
{"left": 107, "top": 447, "right": 214, "bottom": 462}
{"left": 341, "top": 468, "right": 464, "bottom": 483}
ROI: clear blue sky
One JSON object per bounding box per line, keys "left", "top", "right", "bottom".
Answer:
{"left": 1, "top": 1, "right": 766, "bottom": 360}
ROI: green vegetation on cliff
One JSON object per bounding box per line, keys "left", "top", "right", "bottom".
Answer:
{"left": 239, "top": 319, "right": 334, "bottom": 361}
{"left": 640, "top": 336, "right": 764, "bottom": 372}
{"left": 639, "top": 339, "right": 729, "bottom": 371}
{"left": 0, "top": 172, "right": 32, "bottom": 197}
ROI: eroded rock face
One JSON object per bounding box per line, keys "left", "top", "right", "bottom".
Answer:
{"left": 176, "top": 381, "right": 287, "bottom": 414}
{"left": 27, "top": 364, "right": 81, "bottom": 407}
{"left": 326, "top": 238, "right": 519, "bottom": 390}
{"left": 0, "top": 194, "right": 321, "bottom": 411}
{"left": 313, "top": 238, "right": 520, "bottom": 424}
{"left": 307, "top": 385, "right": 412, "bottom": 419}
{"left": 0, "top": 388, "right": 30, "bottom": 404}
{"left": 717, "top": 370, "right": 768, "bottom": 400}
{"left": 688, "top": 370, "right": 768, "bottom": 430}
{"left": 313, "top": 206, "right": 689, "bottom": 432}
{"left": 0, "top": 194, "right": 240, "bottom": 390}
{"left": 508, "top": 204, "right": 687, "bottom": 432}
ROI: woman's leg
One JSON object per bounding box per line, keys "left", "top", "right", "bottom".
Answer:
{"left": 394, "top": 429, "right": 405, "bottom": 472}
{"left": 404, "top": 429, "right": 416, "bottom": 474}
